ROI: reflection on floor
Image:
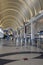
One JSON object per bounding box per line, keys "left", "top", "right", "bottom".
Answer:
{"left": 0, "top": 39, "right": 43, "bottom": 65}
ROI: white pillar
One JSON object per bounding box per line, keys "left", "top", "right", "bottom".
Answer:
{"left": 21, "top": 38, "right": 23, "bottom": 48}
{"left": 31, "top": 22, "right": 35, "bottom": 45}
{"left": 24, "top": 33, "right": 27, "bottom": 47}
{"left": 24, "top": 25, "right": 27, "bottom": 47}
{"left": 16, "top": 32, "right": 19, "bottom": 47}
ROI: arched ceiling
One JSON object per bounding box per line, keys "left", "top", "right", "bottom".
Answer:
{"left": 0, "top": 0, "right": 43, "bottom": 30}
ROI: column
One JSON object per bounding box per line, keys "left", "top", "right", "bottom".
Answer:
{"left": 31, "top": 22, "right": 36, "bottom": 45}
{"left": 16, "top": 31, "right": 19, "bottom": 47}
{"left": 24, "top": 22, "right": 27, "bottom": 47}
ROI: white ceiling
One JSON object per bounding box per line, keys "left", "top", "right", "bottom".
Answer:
{"left": 0, "top": 0, "right": 43, "bottom": 30}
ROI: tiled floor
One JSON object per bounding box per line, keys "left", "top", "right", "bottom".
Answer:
{"left": 0, "top": 39, "right": 43, "bottom": 65}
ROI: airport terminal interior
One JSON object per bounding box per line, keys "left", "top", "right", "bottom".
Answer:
{"left": 0, "top": 0, "right": 43, "bottom": 65}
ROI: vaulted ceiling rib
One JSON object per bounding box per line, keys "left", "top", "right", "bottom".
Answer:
{"left": 0, "top": 0, "right": 43, "bottom": 30}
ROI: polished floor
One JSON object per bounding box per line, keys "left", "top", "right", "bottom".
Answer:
{"left": 0, "top": 39, "right": 43, "bottom": 65}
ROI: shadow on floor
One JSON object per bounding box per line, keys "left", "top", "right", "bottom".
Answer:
{"left": 33, "top": 54, "right": 43, "bottom": 59}
{"left": 0, "top": 51, "right": 43, "bottom": 57}
{"left": 0, "top": 52, "right": 43, "bottom": 65}
{"left": 0, "top": 59, "right": 19, "bottom": 65}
